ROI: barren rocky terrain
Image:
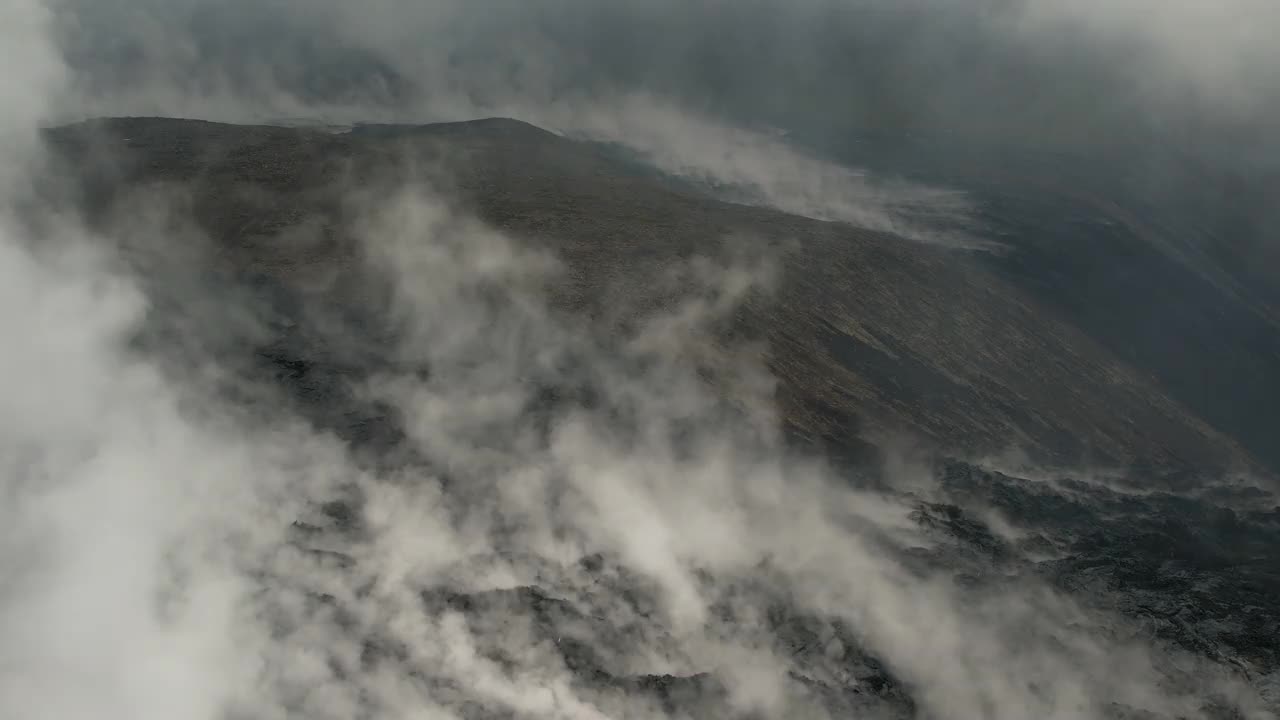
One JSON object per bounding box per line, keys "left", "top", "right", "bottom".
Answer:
{"left": 23, "top": 116, "right": 1278, "bottom": 718}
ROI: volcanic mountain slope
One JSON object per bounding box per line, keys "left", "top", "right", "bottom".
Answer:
{"left": 41, "top": 116, "right": 1262, "bottom": 477}
{"left": 32, "top": 116, "right": 1280, "bottom": 718}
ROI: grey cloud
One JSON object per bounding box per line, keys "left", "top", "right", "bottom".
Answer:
{"left": 48, "top": 0, "right": 1280, "bottom": 148}
{"left": 41, "top": 0, "right": 1280, "bottom": 250}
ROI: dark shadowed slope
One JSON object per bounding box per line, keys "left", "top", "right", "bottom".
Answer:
{"left": 40, "top": 116, "right": 1262, "bottom": 480}
{"left": 802, "top": 129, "right": 1280, "bottom": 474}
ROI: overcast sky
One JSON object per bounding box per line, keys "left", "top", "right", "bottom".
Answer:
{"left": 45, "top": 0, "right": 1280, "bottom": 157}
